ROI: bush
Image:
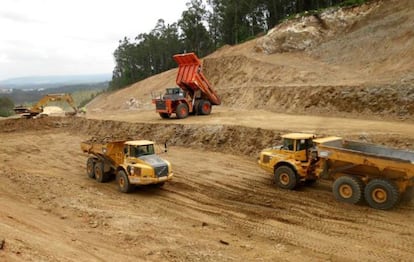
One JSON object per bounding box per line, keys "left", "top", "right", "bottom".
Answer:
{"left": 0, "top": 96, "right": 15, "bottom": 117}
{"left": 340, "top": 0, "right": 368, "bottom": 7}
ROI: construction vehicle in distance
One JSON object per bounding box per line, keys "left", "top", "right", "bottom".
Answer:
{"left": 81, "top": 139, "right": 173, "bottom": 193}
{"left": 13, "top": 93, "right": 78, "bottom": 118}
{"left": 152, "top": 52, "right": 221, "bottom": 119}
{"left": 258, "top": 133, "right": 414, "bottom": 210}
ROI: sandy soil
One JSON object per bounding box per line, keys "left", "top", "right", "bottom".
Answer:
{"left": 0, "top": 126, "right": 413, "bottom": 262}
{"left": 87, "top": 107, "right": 414, "bottom": 140}
{"left": 1, "top": 1, "right": 414, "bottom": 261}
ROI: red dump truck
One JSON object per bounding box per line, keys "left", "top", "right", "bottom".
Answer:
{"left": 152, "top": 53, "right": 221, "bottom": 119}
{"left": 258, "top": 133, "right": 414, "bottom": 210}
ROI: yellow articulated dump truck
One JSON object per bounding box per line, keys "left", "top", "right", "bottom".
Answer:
{"left": 258, "top": 133, "right": 414, "bottom": 210}
{"left": 81, "top": 140, "right": 173, "bottom": 193}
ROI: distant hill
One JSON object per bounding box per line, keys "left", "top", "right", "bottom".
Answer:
{"left": 0, "top": 74, "right": 111, "bottom": 89}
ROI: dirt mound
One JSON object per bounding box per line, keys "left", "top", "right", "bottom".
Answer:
{"left": 311, "top": 0, "right": 414, "bottom": 85}
{"left": 42, "top": 106, "right": 65, "bottom": 115}
{"left": 256, "top": 2, "right": 380, "bottom": 53}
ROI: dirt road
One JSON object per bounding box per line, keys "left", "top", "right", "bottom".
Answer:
{"left": 88, "top": 107, "right": 414, "bottom": 138}
{"left": 0, "top": 119, "right": 413, "bottom": 261}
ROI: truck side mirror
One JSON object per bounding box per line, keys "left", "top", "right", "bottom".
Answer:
{"left": 164, "top": 142, "right": 168, "bottom": 153}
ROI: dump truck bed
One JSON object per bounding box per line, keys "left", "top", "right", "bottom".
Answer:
{"left": 315, "top": 137, "right": 414, "bottom": 178}
{"left": 316, "top": 138, "right": 414, "bottom": 163}
{"left": 173, "top": 53, "right": 221, "bottom": 105}
{"left": 81, "top": 141, "right": 125, "bottom": 166}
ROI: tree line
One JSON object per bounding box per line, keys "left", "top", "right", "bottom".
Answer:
{"left": 110, "top": 0, "right": 365, "bottom": 90}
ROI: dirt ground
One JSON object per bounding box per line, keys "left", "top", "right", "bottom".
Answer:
{"left": 1, "top": 1, "right": 414, "bottom": 261}
{"left": 0, "top": 117, "right": 413, "bottom": 262}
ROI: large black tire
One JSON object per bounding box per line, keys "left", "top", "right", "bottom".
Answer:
{"left": 274, "top": 166, "right": 298, "bottom": 190}
{"left": 198, "top": 100, "right": 212, "bottom": 115}
{"left": 364, "top": 179, "right": 400, "bottom": 210}
{"left": 159, "top": 112, "right": 170, "bottom": 119}
{"left": 86, "top": 157, "right": 95, "bottom": 179}
{"left": 176, "top": 103, "right": 189, "bottom": 119}
{"left": 94, "top": 161, "right": 109, "bottom": 183}
{"left": 332, "top": 175, "right": 364, "bottom": 204}
{"left": 117, "top": 170, "right": 134, "bottom": 193}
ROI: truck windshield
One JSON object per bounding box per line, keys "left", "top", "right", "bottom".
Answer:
{"left": 283, "top": 139, "right": 294, "bottom": 151}
{"left": 296, "top": 139, "right": 312, "bottom": 151}
{"left": 131, "top": 144, "right": 155, "bottom": 157}
{"left": 166, "top": 88, "right": 181, "bottom": 95}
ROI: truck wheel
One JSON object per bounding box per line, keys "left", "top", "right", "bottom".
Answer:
{"left": 332, "top": 176, "right": 364, "bottom": 204}
{"left": 94, "top": 162, "right": 109, "bottom": 183}
{"left": 159, "top": 113, "right": 170, "bottom": 119}
{"left": 275, "top": 166, "right": 298, "bottom": 190}
{"left": 176, "top": 103, "right": 189, "bottom": 119}
{"left": 199, "top": 100, "right": 212, "bottom": 115}
{"left": 117, "top": 170, "right": 134, "bottom": 193}
{"left": 86, "top": 157, "right": 95, "bottom": 179}
{"left": 364, "top": 179, "right": 400, "bottom": 210}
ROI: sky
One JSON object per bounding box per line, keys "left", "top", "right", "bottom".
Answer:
{"left": 0, "top": 0, "right": 189, "bottom": 81}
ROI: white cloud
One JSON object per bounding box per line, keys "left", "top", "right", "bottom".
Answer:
{"left": 0, "top": 0, "right": 188, "bottom": 80}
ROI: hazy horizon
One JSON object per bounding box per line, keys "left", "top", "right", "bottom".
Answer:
{"left": 0, "top": 0, "right": 188, "bottom": 80}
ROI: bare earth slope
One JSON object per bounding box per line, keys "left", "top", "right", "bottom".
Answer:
{"left": 89, "top": 0, "right": 414, "bottom": 121}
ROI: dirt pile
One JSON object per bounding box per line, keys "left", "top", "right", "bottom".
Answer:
{"left": 42, "top": 106, "right": 65, "bottom": 115}
{"left": 255, "top": 2, "right": 380, "bottom": 53}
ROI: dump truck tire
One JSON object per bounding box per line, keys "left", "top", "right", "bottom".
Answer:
{"left": 94, "top": 162, "right": 109, "bottom": 183}
{"left": 176, "top": 103, "right": 189, "bottom": 119}
{"left": 332, "top": 175, "right": 364, "bottom": 204}
{"left": 364, "top": 179, "right": 400, "bottom": 210}
{"left": 86, "top": 157, "right": 95, "bottom": 179}
{"left": 199, "top": 100, "right": 212, "bottom": 115}
{"left": 117, "top": 170, "right": 134, "bottom": 193}
{"left": 159, "top": 113, "right": 170, "bottom": 119}
{"left": 275, "top": 166, "right": 298, "bottom": 190}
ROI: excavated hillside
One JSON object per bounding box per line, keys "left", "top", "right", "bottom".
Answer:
{"left": 88, "top": 0, "right": 414, "bottom": 121}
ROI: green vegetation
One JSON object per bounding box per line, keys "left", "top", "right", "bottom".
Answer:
{"left": 340, "top": 0, "right": 368, "bottom": 6}
{"left": 0, "top": 96, "right": 15, "bottom": 117}
{"left": 111, "top": 0, "right": 365, "bottom": 90}
{"left": 72, "top": 88, "right": 104, "bottom": 108}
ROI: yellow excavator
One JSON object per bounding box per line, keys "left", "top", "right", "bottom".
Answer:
{"left": 13, "top": 93, "right": 79, "bottom": 118}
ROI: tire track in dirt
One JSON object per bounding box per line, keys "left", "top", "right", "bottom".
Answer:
{"left": 1, "top": 118, "right": 413, "bottom": 261}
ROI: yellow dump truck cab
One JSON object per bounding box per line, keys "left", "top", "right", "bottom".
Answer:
{"left": 81, "top": 140, "right": 173, "bottom": 193}
{"left": 258, "top": 133, "right": 316, "bottom": 189}
{"left": 120, "top": 141, "right": 173, "bottom": 188}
